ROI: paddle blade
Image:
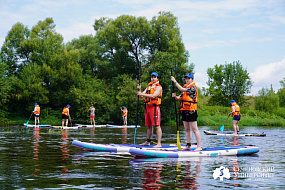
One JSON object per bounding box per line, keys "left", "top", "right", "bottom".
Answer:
{"left": 26, "top": 121, "right": 29, "bottom": 125}
{"left": 177, "top": 131, "right": 181, "bottom": 150}
{"left": 220, "top": 125, "right": 224, "bottom": 132}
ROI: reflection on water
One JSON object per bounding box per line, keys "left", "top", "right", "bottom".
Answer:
{"left": 33, "top": 128, "right": 40, "bottom": 176}
{"left": 0, "top": 126, "right": 284, "bottom": 189}
{"left": 121, "top": 128, "right": 127, "bottom": 144}
{"left": 61, "top": 129, "right": 69, "bottom": 183}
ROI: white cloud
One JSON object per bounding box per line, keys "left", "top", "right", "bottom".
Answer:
{"left": 194, "top": 72, "right": 208, "bottom": 89}
{"left": 249, "top": 57, "right": 285, "bottom": 94}
{"left": 57, "top": 22, "right": 95, "bottom": 43}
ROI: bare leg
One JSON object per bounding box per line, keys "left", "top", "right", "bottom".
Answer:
{"left": 140, "top": 126, "right": 153, "bottom": 145}
{"left": 233, "top": 120, "right": 239, "bottom": 134}
{"left": 190, "top": 121, "right": 202, "bottom": 151}
{"left": 62, "top": 119, "right": 64, "bottom": 127}
{"left": 66, "top": 119, "right": 68, "bottom": 126}
{"left": 183, "top": 121, "right": 192, "bottom": 150}
{"left": 153, "top": 126, "right": 162, "bottom": 148}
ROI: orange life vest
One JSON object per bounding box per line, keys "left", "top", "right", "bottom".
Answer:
{"left": 144, "top": 81, "right": 162, "bottom": 106}
{"left": 231, "top": 103, "right": 240, "bottom": 116}
{"left": 62, "top": 107, "right": 69, "bottom": 116}
{"left": 123, "top": 109, "right": 128, "bottom": 117}
{"left": 179, "top": 82, "right": 198, "bottom": 111}
{"left": 34, "top": 105, "right": 40, "bottom": 115}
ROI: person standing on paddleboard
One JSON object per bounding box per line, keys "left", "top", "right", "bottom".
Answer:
{"left": 62, "top": 104, "right": 71, "bottom": 126}
{"left": 89, "top": 104, "right": 95, "bottom": 126}
{"left": 33, "top": 103, "right": 40, "bottom": 127}
{"left": 171, "top": 74, "right": 202, "bottom": 151}
{"left": 228, "top": 100, "right": 240, "bottom": 134}
{"left": 120, "top": 107, "right": 128, "bottom": 126}
{"left": 137, "top": 72, "right": 163, "bottom": 148}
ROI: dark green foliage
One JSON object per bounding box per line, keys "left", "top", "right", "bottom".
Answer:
{"left": 255, "top": 86, "right": 279, "bottom": 113}
{"left": 207, "top": 61, "right": 252, "bottom": 106}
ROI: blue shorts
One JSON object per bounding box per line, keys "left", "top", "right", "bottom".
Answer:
{"left": 233, "top": 115, "right": 241, "bottom": 121}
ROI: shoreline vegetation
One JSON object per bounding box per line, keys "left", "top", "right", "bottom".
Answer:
{"left": 3, "top": 103, "right": 285, "bottom": 127}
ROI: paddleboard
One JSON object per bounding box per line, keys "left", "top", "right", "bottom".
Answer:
{"left": 51, "top": 126, "right": 81, "bottom": 130}
{"left": 106, "top": 124, "right": 141, "bottom": 128}
{"left": 24, "top": 123, "right": 51, "bottom": 128}
{"left": 75, "top": 124, "right": 106, "bottom": 128}
{"left": 72, "top": 140, "right": 195, "bottom": 152}
{"left": 129, "top": 145, "right": 259, "bottom": 158}
{"left": 204, "top": 130, "right": 266, "bottom": 137}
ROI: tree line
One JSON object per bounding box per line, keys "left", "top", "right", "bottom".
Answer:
{"left": 0, "top": 11, "right": 284, "bottom": 124}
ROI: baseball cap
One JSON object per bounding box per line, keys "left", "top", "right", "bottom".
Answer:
{"left": 184, "top": 73, "right": 194, "bottom": 79}
{"left": 230, "top": 100, "right": 235, "bottom": 103}
{"left": 151, "top": 72, "right": 159, "bottom": 77}
{"left": 66, "top": 104, "right": 71, "bottom": 107}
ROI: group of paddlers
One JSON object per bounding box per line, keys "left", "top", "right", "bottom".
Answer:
{"left": 30, "top": 71, "right": 241, "bottom": 151}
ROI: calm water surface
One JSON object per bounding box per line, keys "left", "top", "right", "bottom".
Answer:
{"left": 0, "top": 125, "right": 284, "bottom": 189}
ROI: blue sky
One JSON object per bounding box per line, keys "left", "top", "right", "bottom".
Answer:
{"left": 1, "top": 0, "right": 284, "bottom": 95}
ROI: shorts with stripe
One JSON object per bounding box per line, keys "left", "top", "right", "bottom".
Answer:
{"left": 145, "top": 105, "right": 161, "bottom": 126}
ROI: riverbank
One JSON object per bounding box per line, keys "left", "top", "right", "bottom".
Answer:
{"left": 3, "top": 105, "right": 285, "bottom": 127}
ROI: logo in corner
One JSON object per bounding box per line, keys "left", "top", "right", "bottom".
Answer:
{"left": 213, "top": 166, "right": 231, "bottom": 181}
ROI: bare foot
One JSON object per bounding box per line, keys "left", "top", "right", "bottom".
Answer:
{"left": 153, "top": 144, "right": 162, "bottom": 148}
{"left": 194, "top": 147, "right": 202, "bottom": 151}
{"left": 182, "top": 146, "right": 191, "bottom": 150}
{"left": 140, "top": 141, "right": 150, "bottom": 146}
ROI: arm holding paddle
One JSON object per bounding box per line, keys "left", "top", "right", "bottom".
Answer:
{"left": 171, "top": 76, "right": 187, "bottom": 92}
{"left": 137, "top": 85, "right": 162, "bottom": 98}
{"left": 170, "top": 69, "right": 182, "bottom": 150}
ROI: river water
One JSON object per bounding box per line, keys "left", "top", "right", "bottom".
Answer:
{"left": 0, "top": 125, "right": 284, "bottom": 189}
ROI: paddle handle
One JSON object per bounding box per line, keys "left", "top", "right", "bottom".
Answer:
{"left": 134, "top": 58, "right": 141, "bottom": 144}
{"left": 171, "top": 67, "right": 179, "bottom": 130}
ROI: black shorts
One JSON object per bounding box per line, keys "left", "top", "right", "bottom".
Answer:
{"left": 233, "top": 115, "right": 241, "bottom": 121}
{"left": 181, "top": 110, "right": 198, "bottom": 122}
{"left": 62, "top": 114, "right": 69, "bottom": 119}
{"left": 34, "top": 114, "right": 40, "bottom": 118}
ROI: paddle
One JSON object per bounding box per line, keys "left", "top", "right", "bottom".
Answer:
{"left": 134, "top": 58, "right": 141, "bottom": 144}
{"left": 220, "top": 115, "right": 230, "bottom": 132}
{"left": 171, "top": 67, "right": 181, "bottom": 150}
{"left": 69, "top": 115, "right": 73, "bottom": 127}
{"left": 26, "top": 112, "right": 33, "bottom": 126}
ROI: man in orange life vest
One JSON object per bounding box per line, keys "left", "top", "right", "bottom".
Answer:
{"left": 137, "top": 72, "right": 163, "bottom": 148}
{"left": 228, "top": 100, "right": 241, "bottom": 134}
{"left": 62, "top": 104, "right": 71, "bottom": 126}
{"left": 33, "top": 103, "right": 40, "bottom": 127}
{"left": 171, "top": 73, "right": 202, "bottom": 151}
{"left": 120, "top": 107, "right": 128, "bottom": 126}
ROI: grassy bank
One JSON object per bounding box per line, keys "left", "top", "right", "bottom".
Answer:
{"left": 165, "top": 105, "right": 285, "bottom": 127}
{"left": 3, "top": 105, "right": 285, "bottom": 127}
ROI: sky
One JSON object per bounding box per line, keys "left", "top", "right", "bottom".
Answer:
{"left": 0, "top": 0, "right": 285, "bottom": 95}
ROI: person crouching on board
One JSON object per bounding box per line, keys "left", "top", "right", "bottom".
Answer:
{"left": 62, "top": 104, "right": 71, "bottom": 126}
{"left": 137, "top": 72, "right": 163, "bottom": 148}
{"left": 228, "top": 100, "right": 240, "bottom": 135}
{"left": 88, "top": 104, "right": 96, "bottom": 126}
{"left": 171, "top": 74, "right": 202, "bottom": 151}
{"left": 33, "top": 103, "right": 40, "bottom": 127}
{"left": 120, "top": 107, "right": 128, "bottom": 126}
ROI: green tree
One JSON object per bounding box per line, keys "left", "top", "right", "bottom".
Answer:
{"left": 277, "top": 78, "right": 285, "bottom": 107}
{"left": 207, "top": 61, "right": 252, "bottom": 106}
{"left": 11, "top": 63, "right": 49, "bottom": 113}
{"left": 1, "top": 22, "right": 30, "bottom": 75}
{"left": 0, "top": 59, "right": 12, "bottom": 121}
{"left": 255, "top": 86, "right": 279, "bottom": 112}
